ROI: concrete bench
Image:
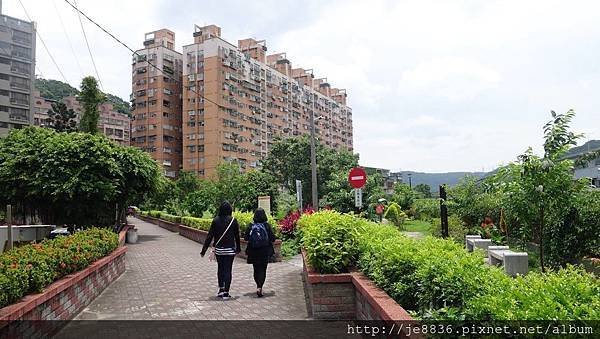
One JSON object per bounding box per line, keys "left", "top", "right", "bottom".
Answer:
{"left": 465, "top": 235, "right": 493, "bottom": 252}
{"left": 488, "top": 246, "right": 528, "bottom": 276}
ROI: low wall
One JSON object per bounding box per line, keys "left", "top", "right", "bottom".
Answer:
{"left": 0, "top": 246, "right": 127, "bottom": 337}
{"left": 139, "top": 215, "right": 282, "bottom": 262}
{"left": 302, "top": 251, "right": 413, "bottom": 322}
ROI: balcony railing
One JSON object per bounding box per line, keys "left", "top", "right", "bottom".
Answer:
{"left": 10, "top": 98, "right": 28, "bottom": 106}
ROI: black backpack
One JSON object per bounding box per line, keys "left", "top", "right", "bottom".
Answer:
{"left": 249, "top": 223, "right": 270, "bottom": 248}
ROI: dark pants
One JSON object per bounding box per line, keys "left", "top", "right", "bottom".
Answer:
{"left": 252, "top": 262, "right": 268, "bottom": 288}
{"left": 216, "top": 255, "right": 235, "bottom": 292}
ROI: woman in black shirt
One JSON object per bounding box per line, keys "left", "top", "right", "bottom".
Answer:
{"left": 201, "top": 201, "right": 241, "bottom": 300}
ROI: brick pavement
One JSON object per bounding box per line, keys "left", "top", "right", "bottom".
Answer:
{"left": 72, "top": 217, "right": 310, "bottom": 320}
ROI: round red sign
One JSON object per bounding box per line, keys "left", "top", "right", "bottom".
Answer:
{"left": 348, "top": 167, "right": 367, "bottom": 189}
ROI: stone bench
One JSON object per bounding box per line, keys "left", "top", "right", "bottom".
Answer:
{"left": 488, "top": 246, "right": 528, "bottom": 276}
{"left": 465, "top": 235, "right": 493, "bottom": 252}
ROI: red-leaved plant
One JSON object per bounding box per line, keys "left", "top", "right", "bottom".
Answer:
{"left": 279, "top": 207, "right": 314, "bottom": 236}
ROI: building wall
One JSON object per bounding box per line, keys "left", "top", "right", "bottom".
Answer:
{"left": 181, "top": 25, "right": 354, "bottom": 178}
{"left": 0, "top": 13, "right": 35, "bottom": 136}
{"left": 33, "top": 91, "right": 130, "bottom": 146}
{"left": 130, "top": 29, "right": 183, "bottom": 178}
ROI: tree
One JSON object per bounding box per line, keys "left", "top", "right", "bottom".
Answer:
{"left": 0, "top": 127, "right": 160, "bottom": 226}
{"left": 414, "top": 183, "right": 432, "bottom": 198}
{"left": 185, "top": 180, "right": 218, "bottom": 217}
{"left": 392, "top": 183, "right": 415, "bottom": 210}
{"left": 321, "top": 170, "right": 386, "bottom": 213}
{"left": 384, "top": 202, "right": 407, "bottom": 229}
{"left": 47, "top": 101, "right": 77, "bottom": 132}
{"left": 261, "top": 136, "right": 358, "bottom": 204}
{"left": 78, "top": 76, "right": 105, "bottom": 134}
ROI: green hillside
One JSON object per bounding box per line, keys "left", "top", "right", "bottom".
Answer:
{"left": 34, "top": 78, "right": 130, "bottom": 116}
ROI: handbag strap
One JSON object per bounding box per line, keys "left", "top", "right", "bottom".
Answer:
{"left": 214, "top": 217, "right": 235, "bottom": 248}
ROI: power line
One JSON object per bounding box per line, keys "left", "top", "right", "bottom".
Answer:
{"left": 62, "top": 0, "right": 221, "bottom": 109}
{"left": 52, "top": 0, "right": 84, "bottom": 78}
{"left": 17, "top": 0, "right": 70, "bottom": 83}
{"left": 72, "top": 0, "right": 103, "bottom": 90}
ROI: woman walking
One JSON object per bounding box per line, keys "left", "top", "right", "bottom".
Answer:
{"left": 244, "top": 208, "right": 275, "bottom": 297}
{"left": 201, "top": 201, "right": 241, "bottom": 300}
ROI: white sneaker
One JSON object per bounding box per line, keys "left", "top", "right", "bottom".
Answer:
{"left": 222, "top": 292, "right": 231, "bottom": 300}
{"left": 217, "top": 290, "right": 225, "bottom": 297}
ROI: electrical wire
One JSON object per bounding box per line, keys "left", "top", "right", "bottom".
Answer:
{"left": 52, "top": 0, "right": 84, "bottom": 78}
{"left": 62, "top": 0, "right": 221, "bottom": 108}
{"left": 17, "top": 0, "right": 70, "bottom": 83}
{"left": 72, "top": 0, "right": 103, "bottom": 90}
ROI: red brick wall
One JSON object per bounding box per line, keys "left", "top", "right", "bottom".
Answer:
{"left": 302, "top": 251, "right": 413, "bottom": 321}
{"left": 0, "top": 247, "right": 127, "bottom": 337}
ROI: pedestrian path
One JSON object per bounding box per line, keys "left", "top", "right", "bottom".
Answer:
{"left": 73, "top": 217, "right": 309, "bottom": 320}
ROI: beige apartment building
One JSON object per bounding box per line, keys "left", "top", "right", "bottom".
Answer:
{"left": 130, "top": 29, "right": 183, "bottom": 178}
{"left": 132, "top": 25, "right": 353, "bottom": 178}
{"left": 33, "top": 90, "right": 131, "bottom": 146}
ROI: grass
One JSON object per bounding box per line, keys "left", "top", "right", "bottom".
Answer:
{"left": 403, "top": 219, "right": 433, "bottom": 235}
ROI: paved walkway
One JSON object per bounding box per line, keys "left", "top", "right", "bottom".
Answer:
{"left": 73, "top": 217, "right": 309, "bottom": 320}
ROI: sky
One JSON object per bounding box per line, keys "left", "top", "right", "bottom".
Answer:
{"left": 5, "top": 0, "right": 600, "bottom": 173}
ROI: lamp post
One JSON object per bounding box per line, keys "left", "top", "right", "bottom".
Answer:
{"left": 309, "top": 97, "right": 318, "bottom": 211}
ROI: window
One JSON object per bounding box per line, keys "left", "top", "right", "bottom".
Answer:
{"left": 163, "top": 112, "right": 169, "bottom": 118}
{"left": 0, "top": 73, "right": 9, "bottom": 80}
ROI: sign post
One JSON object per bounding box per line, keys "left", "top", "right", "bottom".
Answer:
{"left": 258, "top": 196, "right": 271, "bottom": 216}
{"left": 439, "top": 185, "right": 449, "bottom": 238}
{"left": 348, "top": 167, "right": 367, "bottom": 210}
{"left": 295, "top": 179, "right": 302, "bottom": 210}
{"left": 6, "top": 205, "right": 13, "bottom": 251}
{"left": 354, "top": 188, "right": 363, "bottom": 209}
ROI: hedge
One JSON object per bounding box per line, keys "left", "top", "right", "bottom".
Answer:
{"left": 300, "top": 211, "right": 600, "bottom": 320}
{"left": 181, "top": 216, "right": 212, "bottom": 231}
{"left": 0, "top": 228, "right": 118, "bottom": 308}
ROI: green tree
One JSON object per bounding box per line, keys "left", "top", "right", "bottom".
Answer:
{"left": 0, "top": 127, "right": 160, "bottom": 226}
{"left": 78, "top": 76, "right": 105, "bottom": 134}
{"left": 384, "top": 202, "right": 407, "bottom": 229}
{"left": 47, "top": 101, "right": 77, "bottom": 132}
{"left": 322, "top": 170, "right": 386, "bottom": 213}
{"left": 261, "top": 136, "right": 358, "bottom": 205}
{"left": 184, "top": 180, "right": 218, "bottom": 217}
{"left": 413, "top": 183, "right": 432, "bottom": 198}
{"left": 392, "top": 183, "right": 415, "bottom": 210}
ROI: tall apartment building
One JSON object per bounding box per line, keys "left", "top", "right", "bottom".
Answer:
{"left": 130, "top": 29, "right": 183, "bottom": 178}
{"left": 33, "top": 90, "right": 131, "bottom": 146}
{"left": 132, "top": 25, "right": 353, "bottom": 178}
{"left": 0, "top": 9, "right": 36, "bottom": 136}
{"left": 181, "top": 24, "right": 353, "bottom": 178}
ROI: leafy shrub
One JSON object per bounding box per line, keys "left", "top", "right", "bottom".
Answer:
{"left": 160, "top": 213, "right": 181, "bottom": 224}
{"left": 180, "top": 216, "right": 212, "bottom": 231}
{"left": 431, "top": 215, "right": 474, "bottom": 242}
{"left": 0, "top": 228, "right": 118, "bottom": 308}
{"left": 148, "top": 210, "right": 163, "bottom": 218}
{"left": 298, "top": 210, "right": 367, "bottom": 273}
{"left": 384, "top": 202, "right": 407, "bottom": 229}
{"left": 413, "top": 198, "right": 440, "bottom": 220}
{"left": 280, "top": 238, "right": 301, "bottom": 259}
{"left": 278, "top": 207, "right": 314, "bottom": 239}
{"left": 466, "top": 266, "right": 600, "bottom": 320}
{"left": 233, "top": 211, "right": 276, "bottom": 235}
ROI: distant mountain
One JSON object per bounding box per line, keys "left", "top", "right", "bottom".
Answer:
{"left": 34, "top": 78, "right": 131, "bottom": 116}
{"left": 398, "top": 171, "right": 487, "bottom": 192}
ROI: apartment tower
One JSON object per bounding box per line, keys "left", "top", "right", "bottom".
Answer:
{"left": 0, "top": 9, "right": 36, "bottom": 136}
{"left": 131, "top": 29, "right": 183, "bottom": 177}
{"left": 181, "top": 24, "right": 353, "bottom": 178}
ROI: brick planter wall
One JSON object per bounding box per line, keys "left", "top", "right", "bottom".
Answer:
{"left": 302, "top": 251, "right": 413, "bottom": 321}
{"left": 178, "top": 225, "right": 282, "bottom": 262}
{"left": 0, "top": 246, "right": 127, "bottom": 337}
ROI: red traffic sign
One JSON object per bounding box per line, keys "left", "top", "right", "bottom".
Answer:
{"left": 348, "top": 167, "right": 367, "bottom": 189}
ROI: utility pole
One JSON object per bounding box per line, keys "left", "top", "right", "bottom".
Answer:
{"left": 310, "top": 89, "right": 318, "bottom": 211}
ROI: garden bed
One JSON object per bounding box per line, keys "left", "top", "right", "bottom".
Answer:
{"left": 302, "top": 251, "right": 413, "bottom": 322}
{"left": 0, "top": 228, "right": 128, "bottom": 337}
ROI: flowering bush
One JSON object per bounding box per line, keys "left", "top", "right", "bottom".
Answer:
{"left": 278, "top": 207, "right": 314, "bottom": 237}
{"left": 0, "top": 228, "right": 118, "bottom": 308}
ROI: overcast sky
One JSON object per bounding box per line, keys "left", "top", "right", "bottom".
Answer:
{"left": 6, "top": 0, "right": 600, "bottom": 172}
